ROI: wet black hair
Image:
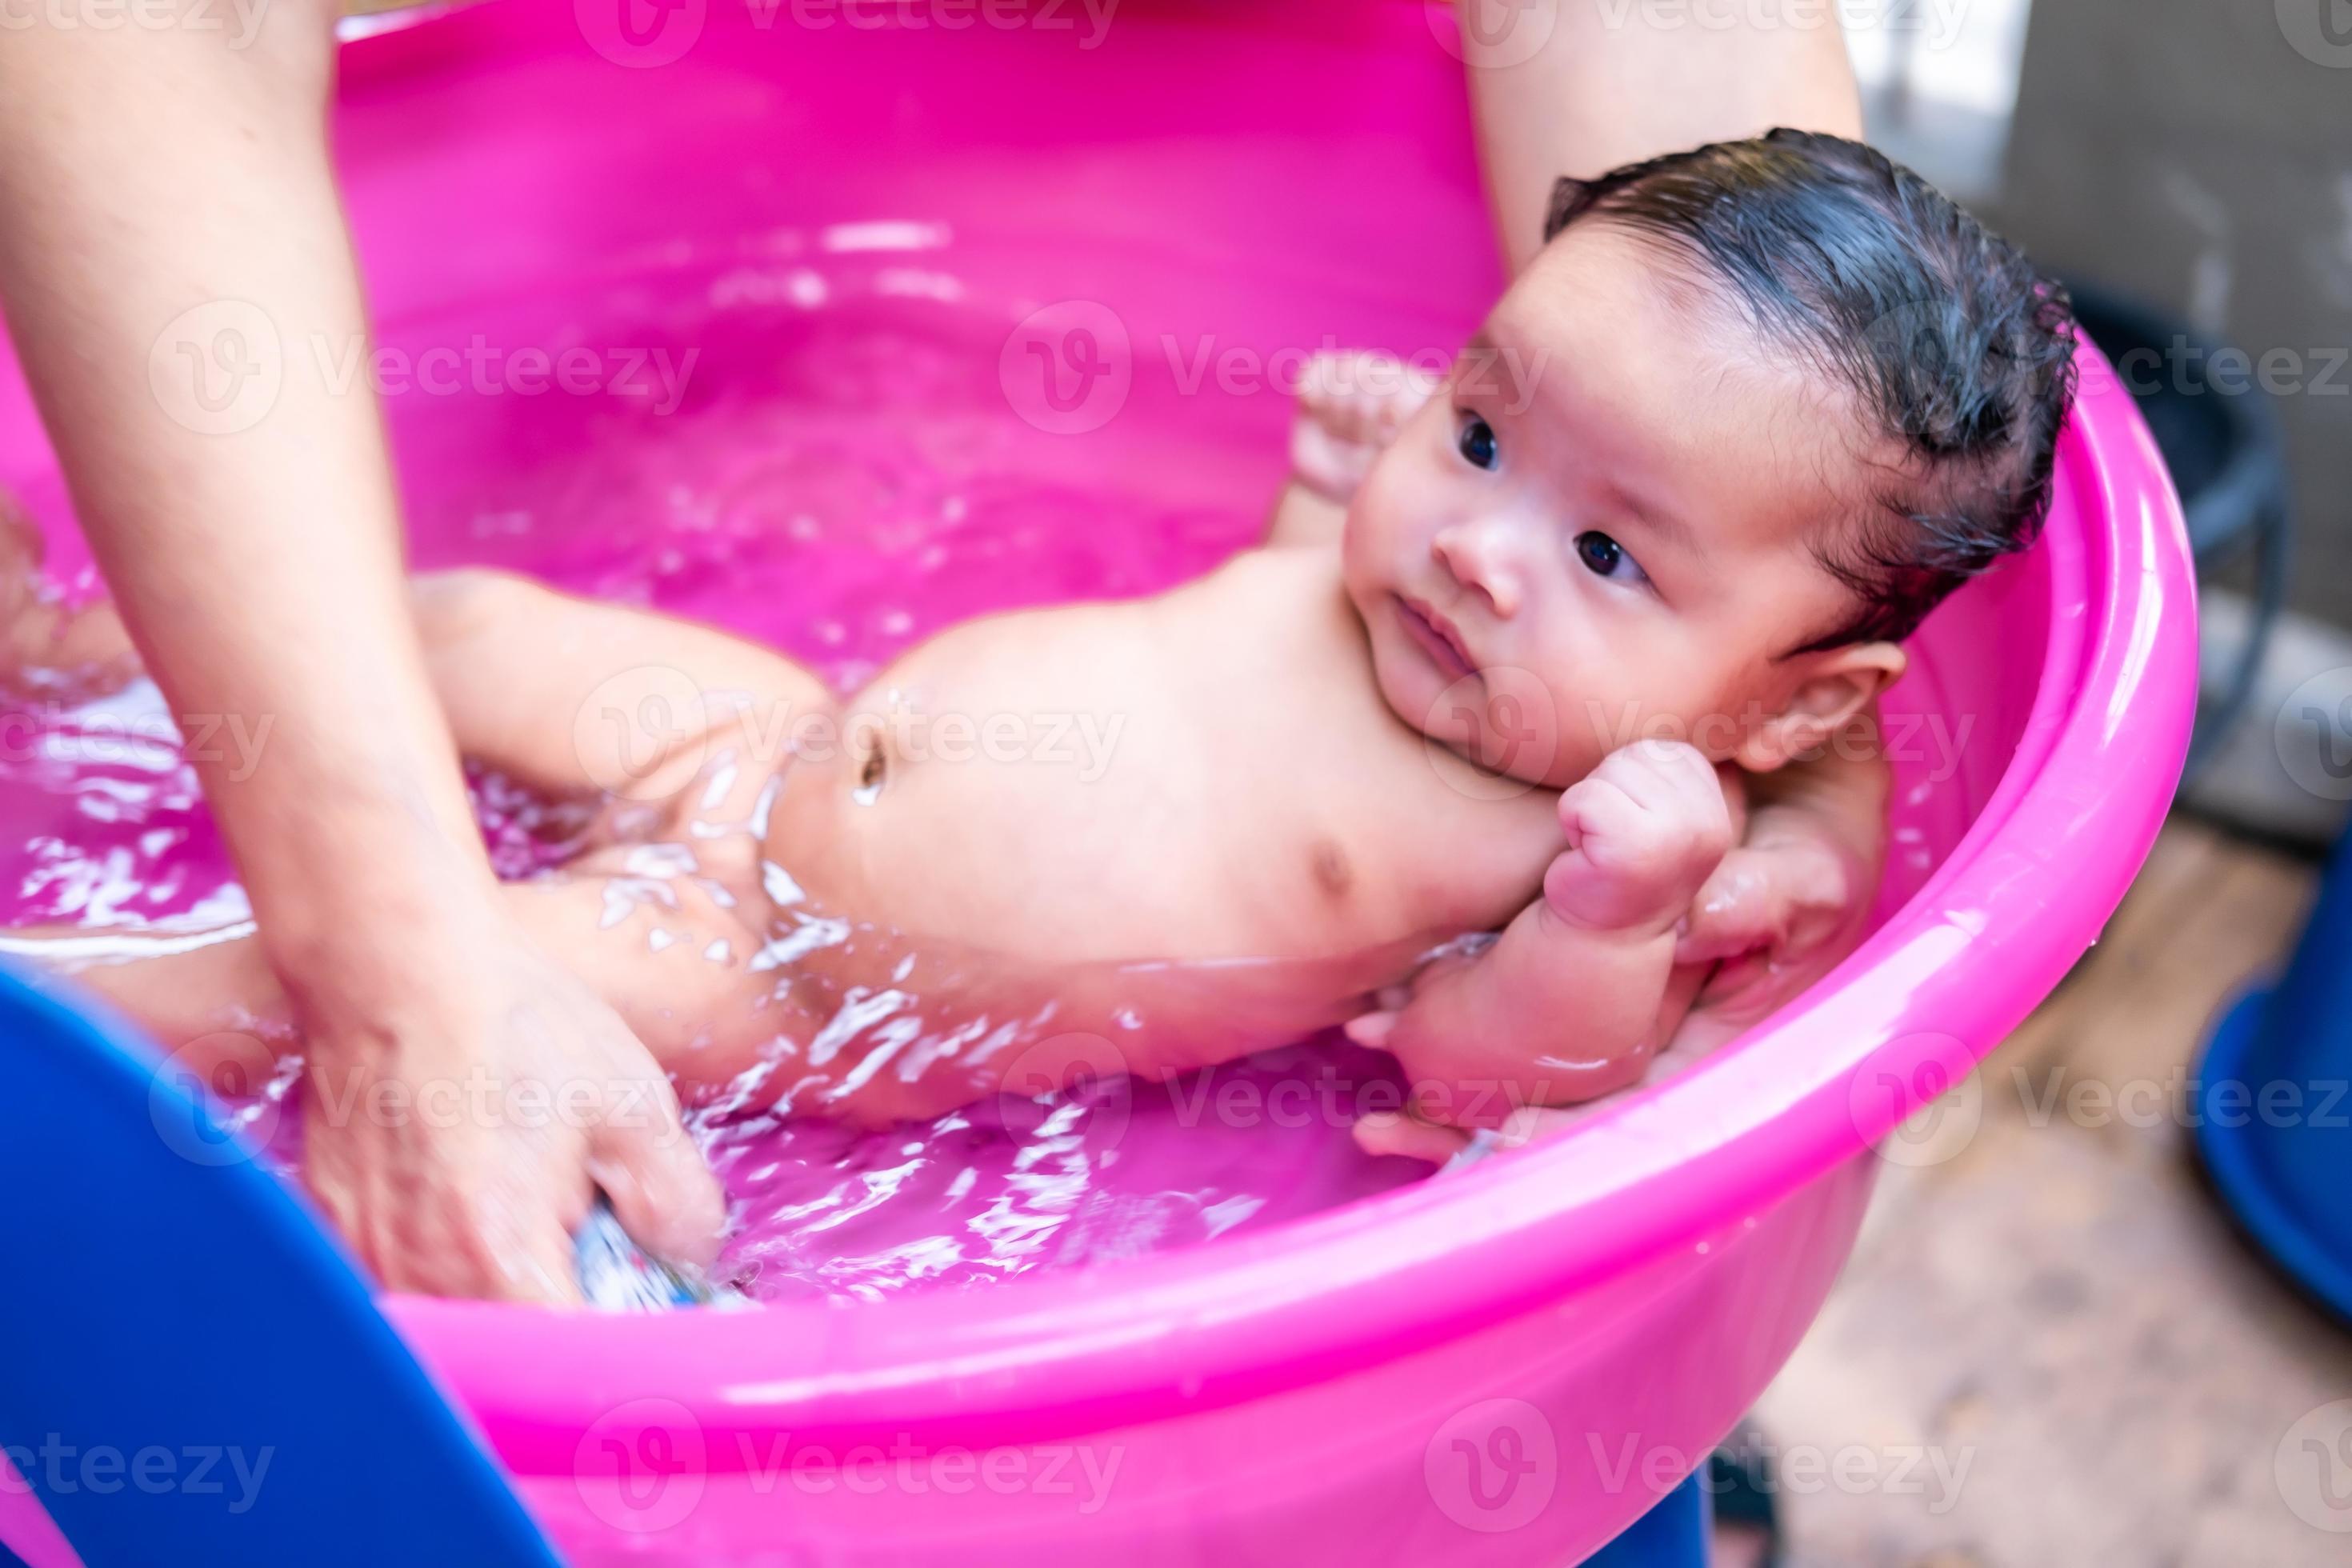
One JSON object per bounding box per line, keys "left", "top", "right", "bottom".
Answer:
{"left": 1544, "top": 127, "right": 2078, "bottom": 650}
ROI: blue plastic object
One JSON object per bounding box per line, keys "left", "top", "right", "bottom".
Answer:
{"left": 2194, "top": 822, "right": 2352, "bottom": 1325}
{"left": 0, "top": 963, "right": 562, "bottom": 1566}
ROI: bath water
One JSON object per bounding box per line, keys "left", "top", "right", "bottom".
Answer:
{"left": 0, "top": 238, "right": 1434, "bottom": 1301}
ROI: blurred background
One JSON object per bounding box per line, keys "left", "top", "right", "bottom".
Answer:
{"left": 1733, "top": 6, "right": 2352, "bottom": 1564}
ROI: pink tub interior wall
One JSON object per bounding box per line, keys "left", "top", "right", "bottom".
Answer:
{"left": 0, "top": 1, "right": 2194, "bottom": 1562}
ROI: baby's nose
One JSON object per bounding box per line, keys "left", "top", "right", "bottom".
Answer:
{"left": 1431, "top": 522, "right": 1522, "bottom": 618}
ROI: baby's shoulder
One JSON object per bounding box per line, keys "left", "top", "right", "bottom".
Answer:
{"left": 1189, "top": 538, "right": 1345, "bottom": 602}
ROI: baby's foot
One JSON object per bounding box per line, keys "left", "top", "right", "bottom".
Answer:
{"left": 1545, "top": 740, "right": 1735, "bottom": 934}
{"left": 1289, "top": 350, "right": 1442, "bottom": 503}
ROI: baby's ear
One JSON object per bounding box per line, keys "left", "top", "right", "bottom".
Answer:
{"left": 1734, "top": 642, "right": 1907, "bottom": 773}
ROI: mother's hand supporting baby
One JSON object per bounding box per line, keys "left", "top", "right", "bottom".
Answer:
{"left": 0, "top": 0, "right": 722, "bottom": 1298}
{"left": 292, "top": 918, "right": 724, "bottom": 1303}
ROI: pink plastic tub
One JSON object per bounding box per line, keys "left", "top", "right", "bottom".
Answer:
{"left": 0, "top": 1, "right": 2194, "bottom": 1562}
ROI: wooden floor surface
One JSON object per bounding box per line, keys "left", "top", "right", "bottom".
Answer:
{"left": 1754, "top": 818, "right": 2352, "bottom": 1566}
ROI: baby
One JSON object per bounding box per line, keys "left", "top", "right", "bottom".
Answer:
{"left": 10, "top": 131, "right": 2074, "bottom": 1164}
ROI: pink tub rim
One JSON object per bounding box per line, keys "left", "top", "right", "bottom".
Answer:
{"left": 385, "top": 335, "right": 2194, "bottom": 1462}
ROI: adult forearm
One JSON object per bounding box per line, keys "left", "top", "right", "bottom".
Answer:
{"left": 1458, "top": 0, "right": 1864, "bottom": 274}
{"left": 0, "top": 1, "right": 495, "bottom": 990}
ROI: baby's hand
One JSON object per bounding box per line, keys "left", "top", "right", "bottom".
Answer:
{"left": 1289, "top": 350, "right": 1442, "bottom": 503}
{"left": 1546, "top": 741, "right": 1735, "bottom": 934}
{"left": 1353, "top": 1017, "right": 1733, "bottom": 1166}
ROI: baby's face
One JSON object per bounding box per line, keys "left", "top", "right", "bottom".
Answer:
{"left": 1342, "top": 224, "right": 1879, "bottom": 786}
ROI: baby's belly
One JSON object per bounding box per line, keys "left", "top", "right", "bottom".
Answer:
{"left": 776, "top": 604, "right": 1433, "bottom": 964}
{"left": 742, "top": 748, "right": 1454, "bottom": 1126}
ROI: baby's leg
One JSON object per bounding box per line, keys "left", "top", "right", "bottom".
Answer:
{"left": 410, "top": 570, "right": 834, "bottom": 811}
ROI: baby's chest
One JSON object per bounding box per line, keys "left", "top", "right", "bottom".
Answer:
{"left": 1274, "top": 749, "right": 1564, "bottom": 945}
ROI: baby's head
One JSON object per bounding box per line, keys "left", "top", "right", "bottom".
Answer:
{"left": 1343, "top": 130, "right": 2078, "bottom": 784}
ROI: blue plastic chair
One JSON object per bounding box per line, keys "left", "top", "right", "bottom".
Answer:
{"left": 0, "top": 963, "right": 561, "bottom": 1566}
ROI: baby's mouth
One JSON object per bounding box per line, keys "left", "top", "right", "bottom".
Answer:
{"left": 1396, "top": 595, "right": 1477, "bottom": 682}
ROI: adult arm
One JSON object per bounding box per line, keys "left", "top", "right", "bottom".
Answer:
{"left": 1455, "top": 0, "right": 1864, "bottom": 274}
{"left": 0, "top": 0, "right": 722, "bottom": 1299}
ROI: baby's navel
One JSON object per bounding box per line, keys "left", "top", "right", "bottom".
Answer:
{"left": 853, "top": 740, "right": 888, "bottom": 805}
{"left": 1309, "top": 838, "right": 1354, "bottom": 901}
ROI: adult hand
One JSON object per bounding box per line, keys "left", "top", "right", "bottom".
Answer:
{"left": 295, "top": 919, "right": 724, "bottom": 1303}
{"left": 0, "top": 0, "right": 722, "bottom": 1297}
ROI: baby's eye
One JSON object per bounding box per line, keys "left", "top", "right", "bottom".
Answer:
{"left": 1574, "top": 530, "right": 1649, "bottom": 586}
{"left": 1455, "top": 412, "right": 1498, "bottom": 471}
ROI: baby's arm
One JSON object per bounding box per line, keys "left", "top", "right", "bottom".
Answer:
{"left": 1346, "top": 741, "right": 1733, "bottom": 1136}
{"left": 1264, "top": 350, "right": 1442, "bottom": 549}
{"left": 1361, "top": 738, "right": 1891, "bottom": 1163}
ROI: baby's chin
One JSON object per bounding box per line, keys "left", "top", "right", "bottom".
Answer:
{"left": 1363, "top": 624, "right": 1454, "bottom": 731}
{"left": 1385, "top": 661, "right": 1602, "bottom": 796}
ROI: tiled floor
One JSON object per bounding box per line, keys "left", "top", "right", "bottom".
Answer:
{"left": 1748, "top": 818, "right": 2351, "bottom": 1565}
